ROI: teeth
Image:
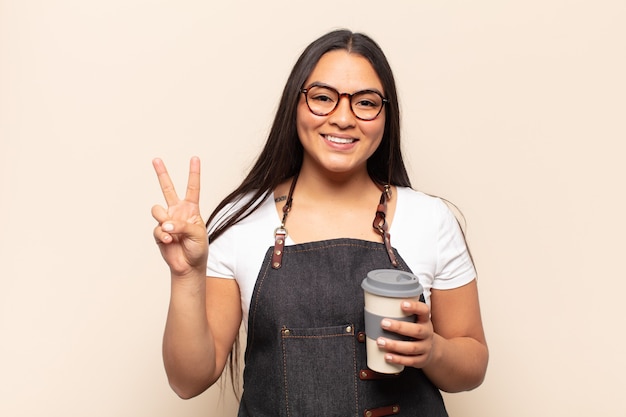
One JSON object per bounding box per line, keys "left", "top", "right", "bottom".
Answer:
{"left": 326, "top": 135, "right": 355, "bottom": 144}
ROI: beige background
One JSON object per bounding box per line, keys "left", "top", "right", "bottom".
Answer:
{"left": 1, "top": 1, "right": 625, "bottom": 416}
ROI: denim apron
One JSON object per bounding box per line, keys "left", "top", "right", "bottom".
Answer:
{"left": 237, "top": 183, "right": 448, "bottom": 417}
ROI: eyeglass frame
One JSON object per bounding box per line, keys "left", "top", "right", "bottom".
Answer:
{"left": 299, "top": 83, "right": 388, "bottom": 121}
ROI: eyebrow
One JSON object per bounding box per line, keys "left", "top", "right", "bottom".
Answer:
{"left": 304, "top": 81, "right": 385, "bottom": 97}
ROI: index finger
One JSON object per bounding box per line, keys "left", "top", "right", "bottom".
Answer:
{"left": 152, "top": 158, "right": 180, "bottom": 206}
{"left": 184, "top": 156, "right": 201, "bottom": 204}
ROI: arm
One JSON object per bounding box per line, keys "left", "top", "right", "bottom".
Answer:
{"left": 152, "top": 157, "right": 242, "bottom": 398}
{"left": 377, "top": 279, "right": 488, "bottom": 392}
{"left": 424, "top": 279, "right": 488, "bottom": 391}
{"left": 162, "top": 275, "right": 241, "bottom": 398}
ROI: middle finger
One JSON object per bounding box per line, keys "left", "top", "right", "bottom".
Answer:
{"left": 184, "top": 156, "right": 201, "bottom": 204}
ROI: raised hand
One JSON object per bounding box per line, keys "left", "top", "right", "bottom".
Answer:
{"left": 152, "top": 157, "right": 208, "bottom": 278}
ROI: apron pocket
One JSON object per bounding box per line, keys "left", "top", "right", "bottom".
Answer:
{"left": 280, "top": 324, "right": 358, "bottom": 417}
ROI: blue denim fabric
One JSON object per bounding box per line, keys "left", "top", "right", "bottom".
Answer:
{"left": 238, "top": 238, "right": 448, "bottom": 417}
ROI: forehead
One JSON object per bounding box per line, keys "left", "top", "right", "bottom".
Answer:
{"left": 305, "top": 50, "right": 383, "bottom": 93}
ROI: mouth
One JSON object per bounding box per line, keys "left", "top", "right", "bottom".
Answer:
{"left": 323, "top": 134, "right": 358, "bottom": 145}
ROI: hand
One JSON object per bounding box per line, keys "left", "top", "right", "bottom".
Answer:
{"left": 376, "top": 300, "right": 435, "bottom": 369}
{"left": 152, "top": 157, "right": 208, "bottom": 277}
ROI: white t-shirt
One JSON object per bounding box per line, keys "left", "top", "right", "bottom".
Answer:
{"left": 207, "top": 187, "right": 476, "bottom": 329}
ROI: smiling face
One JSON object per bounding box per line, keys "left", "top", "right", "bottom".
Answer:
{"left": 296, "top": 50, "right": 386, "bottom": 179}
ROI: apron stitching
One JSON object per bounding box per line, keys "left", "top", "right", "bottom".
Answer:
{"left": 246, "top": 255, "right": 273, "bottom": 356}
{"left": 286, "top": 243, "right": 395, "bottom": 255}
{"left": 281, "top": 328, "right": 360, "bottom": 416}
{"left": 282, "top": 243, "right": 410, "bottom": 273}
{"left": 351, "top": 325, "right": 360, "bottom": 417}
{"left": 281, "top": 334, "right": 292, "bottom": 417}
{"left": 281, "top": 333, "right": 354, "bottom": 339}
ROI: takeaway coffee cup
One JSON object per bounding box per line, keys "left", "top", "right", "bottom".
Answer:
{"left": 361, "top": 269, "right": 424, "bottom": 374}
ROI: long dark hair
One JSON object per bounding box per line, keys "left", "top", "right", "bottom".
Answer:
{"left": 206, "top": 29, "right": 411, "bottom": 242}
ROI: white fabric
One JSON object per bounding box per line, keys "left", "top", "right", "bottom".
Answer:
{"left": 207, "top": 187, "right": 476, "bottom": 329}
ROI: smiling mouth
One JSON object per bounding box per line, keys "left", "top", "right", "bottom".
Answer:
{"left": 324, "top": 135, "right": 357, "bottom": 144}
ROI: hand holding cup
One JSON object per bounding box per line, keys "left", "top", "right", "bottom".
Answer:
{"left": 362, "top": 269, "right": 429, "bottom": 373}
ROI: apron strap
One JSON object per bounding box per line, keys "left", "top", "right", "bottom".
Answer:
{"left": 272, "top": 176, "right": 399, "bottom": 269}
{"left": 272, "top": 172, "right": 298, "bottom": 269}
{"left": 373, "top": 185, "right": 399, "bottom": 267}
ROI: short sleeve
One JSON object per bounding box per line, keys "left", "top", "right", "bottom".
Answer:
{"left": 206, "top": 227, "right": 237, "bottom": 279}
{"left": 206, "top": 204, "right": 238, "bottom": 279}
{"left": 433, "top": 199, "right": 476, "bottom": 289}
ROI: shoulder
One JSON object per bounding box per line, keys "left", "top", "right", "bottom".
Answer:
{"left": 392, "top": 187, "right": 468, "bottom": 257}
{"left": 207, "top": 191, "right": 278, "bottom": 279}
{"left": 207, "top": 190, "right": 274, "bottom": 231}
{"left": 208, "top": 190, "right": 279, "bottom": 249}
{"left": 392, "top": 187, "right": 475, "bottom": 292}
{"left": 395, "top": 187, "right": 452, "bottom": 221}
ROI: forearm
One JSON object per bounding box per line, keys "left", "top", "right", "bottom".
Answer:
{"left": 162, "top": 272, "right": 217, "bottom": 398}
{"left": 422, "top": 333, "right": 488, "bottom": 393}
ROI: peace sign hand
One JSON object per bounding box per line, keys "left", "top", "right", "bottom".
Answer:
{"left": 152, "top": 157, "right": 209, "bottom": 278}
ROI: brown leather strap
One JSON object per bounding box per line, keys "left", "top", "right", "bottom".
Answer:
{"left": 280, "top": 173, "right": 297, "bottom": 227}
{"left": 372, "top": 185, "right": 399, "bottom": 267}
{"left": 271, "top": 229, "right": 286, "bottom": 269}
{"left": 363, "top": 404, "right": 400, "bottom": 417}
{"left": 274, "top": 176, "right": 399, "bottom": 268}
{"left": 272, "top": 173, "right": 298, "bottom": 269}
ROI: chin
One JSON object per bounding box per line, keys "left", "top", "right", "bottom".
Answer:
{"left": 320, "top": 162, "right": 363, "bottom": 177}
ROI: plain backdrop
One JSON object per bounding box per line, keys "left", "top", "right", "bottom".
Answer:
{"left": 1, "top": 1, "right": 625, "bottom": 416}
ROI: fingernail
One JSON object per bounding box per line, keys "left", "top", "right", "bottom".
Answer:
{"left": 381, "top": 319, "right": 391, "bottom": 328}
{"left": 377, "top": 338, "right": 386, "bottom": 347}
{"left": 385, "top": 354, "right": 393, "bottom": 362}
{"left": 402, "top": 301, "right": 411, "bottom": 308}
{"left": 163, "top": 223, "right": 174, "bottom": 232}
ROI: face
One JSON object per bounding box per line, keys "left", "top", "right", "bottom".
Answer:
{"left": 297, "top": 50, "right": 386, "bottom": 178}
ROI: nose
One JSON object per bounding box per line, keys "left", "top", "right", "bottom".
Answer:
{"left": 328, "top": 95, "right": 357, "bottom": 128}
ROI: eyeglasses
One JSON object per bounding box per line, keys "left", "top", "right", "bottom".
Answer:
{"left": 300, "top": 83, "right": 388, "bottom": 121}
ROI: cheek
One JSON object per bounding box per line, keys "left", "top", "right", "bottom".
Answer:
{"left": 296, "top": 103, "right": 322, "bottom": 137}
{"left": 362, "top": 119, "right": 386, "bottom": 145}
{"left": 295, "top": 109, "right": 307, "bottom": 141}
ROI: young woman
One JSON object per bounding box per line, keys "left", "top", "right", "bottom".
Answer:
{"left": 152, "top": 29, "right": 488, "bottom": 416}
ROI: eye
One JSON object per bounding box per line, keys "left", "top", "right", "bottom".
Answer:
{"left": 308, "top": 86, "right": 337, "bottom": 104}
{"left": 355, "top": 98, "right": 378, "bottom": 108}
{"left": 353, "top": 92, "right": 382, "bottom": 109}
{"left": 311, "top": 93, "right": 335, "bottom": 103}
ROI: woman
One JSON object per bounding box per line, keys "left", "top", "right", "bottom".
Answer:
{"left": 152, "top": 29, "right": 488, "bottom": 416}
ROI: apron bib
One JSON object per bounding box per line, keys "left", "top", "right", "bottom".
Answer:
{"left": 238, "top": 239, "right": 448, "bottom": 417}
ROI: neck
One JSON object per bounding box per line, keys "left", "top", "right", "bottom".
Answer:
{"left": 292, "top": 163, "right": 383, "bottom": 204}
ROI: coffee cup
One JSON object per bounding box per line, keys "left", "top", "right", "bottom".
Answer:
{"left": 361, "top": 269, "right": 424, "bottom": 374}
